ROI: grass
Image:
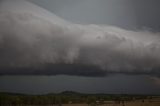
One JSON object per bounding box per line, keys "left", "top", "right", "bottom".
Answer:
{"left": 0, "top": 91, "right": 159, "bottom": 106}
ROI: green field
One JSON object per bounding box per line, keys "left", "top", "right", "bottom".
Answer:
{"left": 0, "top": 91, "right": 160, "bottom": 106}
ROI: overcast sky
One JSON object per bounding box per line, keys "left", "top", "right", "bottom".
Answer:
{"left": 0, "top": 0, "right": 160, "bottom": 94}
{"left": 29, "top": 0, "right": 160, "bottom": 30}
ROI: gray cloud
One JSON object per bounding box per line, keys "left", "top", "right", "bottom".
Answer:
{"left": 0, "top": 0, "right": 160, "bottom": 77}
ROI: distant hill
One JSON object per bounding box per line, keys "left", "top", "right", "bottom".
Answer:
{"left": 1, "top": 91, "right": 160, "bottom": 96}
{"left": 60, "top": 91, "right": 82, "bottom": 95}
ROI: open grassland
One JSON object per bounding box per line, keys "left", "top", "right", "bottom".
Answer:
{"left": 0, "top": 91, "right": 160, "bottom": 106}
{"left": 63, "top": 98, "right": 160, "bottom": 106}
{"left": 0, "top": 100, "right": 160, "bottom": 106}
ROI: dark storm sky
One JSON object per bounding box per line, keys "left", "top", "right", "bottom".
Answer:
{"left": 0, "top": 75, "right": 160, "bottom": 94}
{"left": 0, "top": 0, "right": 160, "bottom": 94}
{"left": 29, "top": 0, "right": 160, "bottom": 30}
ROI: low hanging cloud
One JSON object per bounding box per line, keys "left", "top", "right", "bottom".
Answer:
{"left": 0, "top": 0, "right": 160, "bottom": 77}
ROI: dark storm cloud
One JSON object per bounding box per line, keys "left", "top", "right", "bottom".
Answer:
{"left": 131, "top": 0, "right": 160, "bottom": 30}
{"left": 0, "top": 0, "right": 160, "bottom": 77}
{"left": 29, "top": 0, "right": 160, "bottom": 30}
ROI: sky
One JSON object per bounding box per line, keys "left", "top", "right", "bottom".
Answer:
{"left": 0, "top": 0, "right": 160, "bottom": 94}
{"left": 29, "top": 0, "right": 160, "bottom": 30}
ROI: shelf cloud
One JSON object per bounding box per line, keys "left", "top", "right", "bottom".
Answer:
{"left": 0, "top": 0, "right": 160, "bottom": 77}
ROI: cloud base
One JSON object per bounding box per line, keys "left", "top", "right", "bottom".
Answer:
{"left": 0, "top": 0, "right": 160, "bottom": 77}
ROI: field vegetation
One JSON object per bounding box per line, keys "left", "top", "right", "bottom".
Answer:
{"left": 0, "top": 91, "right": 159, "bottom": 106}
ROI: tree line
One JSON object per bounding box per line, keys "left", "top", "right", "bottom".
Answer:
{"left": 0, "top": 91, "right": 155, "bottom": 105}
